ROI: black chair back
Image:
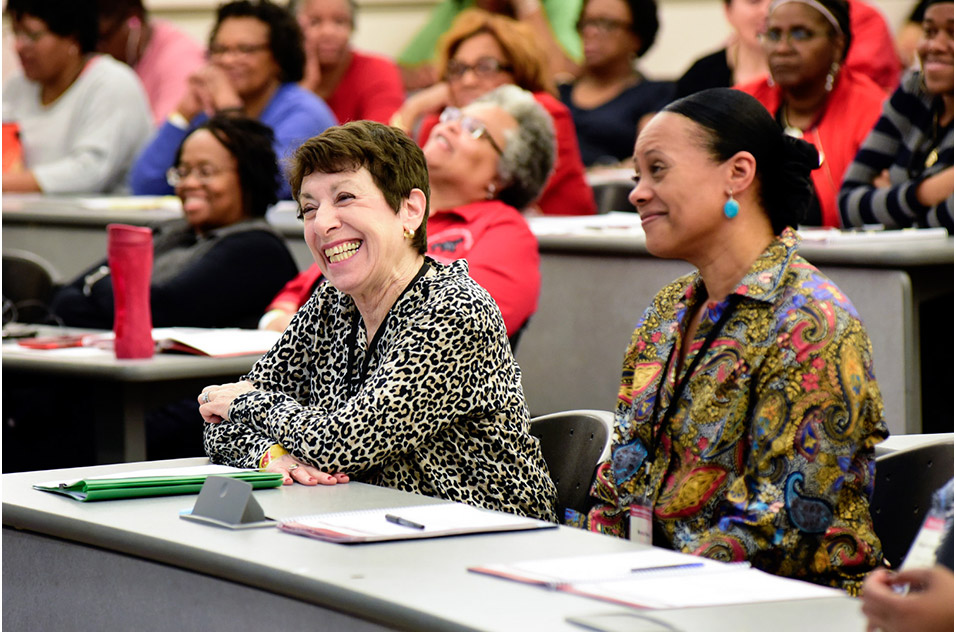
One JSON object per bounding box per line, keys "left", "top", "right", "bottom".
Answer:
{"left": 530, "top": 410, "right": 611, "bottom": 519}
{"left": 870, "top": 439, "right": 954, "bottom": 568}
{"left": 2, "top": 249, "right": 59, "bottom": 324}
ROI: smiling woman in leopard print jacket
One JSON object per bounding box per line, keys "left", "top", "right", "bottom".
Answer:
{"left": 198, "top": 119, "right": 557, "bottom": 522}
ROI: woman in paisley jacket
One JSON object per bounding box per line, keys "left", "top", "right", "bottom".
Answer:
{"left": 574, "top": 88, "right": 887, "bottom": 593}
{"left": 198, "top": 119, "right": 557, "bottom": 522}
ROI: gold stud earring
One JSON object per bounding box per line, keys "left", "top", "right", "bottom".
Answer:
{"left": 403, "top": 227, "right": 415, "bottom": 240}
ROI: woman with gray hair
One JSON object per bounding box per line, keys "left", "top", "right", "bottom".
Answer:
{"left": 261, "top": 84, "right": 554, "bottom": 345}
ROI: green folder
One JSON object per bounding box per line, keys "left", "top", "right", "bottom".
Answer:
{"left": 34, "top": 471, "right": 283, "bottom": 502}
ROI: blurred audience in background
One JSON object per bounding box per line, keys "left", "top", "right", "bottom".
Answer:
{"left": 129, "top": 0, "right": 336, "bottom": 199}
{"left": 559, "top": 0, "right": 674, "bottom": 166}
{"left": 392, "top": 9, "right": 594, "bottom": 215}
{"left": 397, "top": 0, "right": 583, "bottom": 90}
{"left": 95, "top": 0, "right": 205, "bottom": 125}
{"left": 676, "top": 0, "right": 771, "bottom": 98}
{"left": 840, "top": 0, "right": 953, "bottom": 232}
{"left": 738, "top": 0, "right": 886, "bottom": 227}
{"left": 2, "top": 0, "right": 151, "bottom": 193}
{"left": 294, "top": 0, "right": 405, "bottom": 124}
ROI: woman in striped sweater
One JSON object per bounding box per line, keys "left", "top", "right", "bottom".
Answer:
{"left": 838, "top": 0, "right": 953, "bottom": 232}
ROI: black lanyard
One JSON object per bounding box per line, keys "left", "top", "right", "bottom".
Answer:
{"left": 645, "top": 294, "right": 743, "bottom": 464}
{"left": 344, "top": 259, "right": 430, "bottom": 398}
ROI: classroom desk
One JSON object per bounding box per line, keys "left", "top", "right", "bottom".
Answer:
{"left": 2, "top": 458, "right": 867, "bottom": 632}
{"left": 2, "top": 339, "right": 257, "bottom": 464}
{"left": 517, "top": 221, "right": 954, "bottom": 436}
{"left": 2, "top": 194, "right": 182, "bottom": 281}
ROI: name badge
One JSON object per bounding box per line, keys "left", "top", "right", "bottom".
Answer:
{"left": 629, "top": 501, "right": 653, "bottom": 545}
{"left": 901, "top": 514, "right": 945, "bottom": 570}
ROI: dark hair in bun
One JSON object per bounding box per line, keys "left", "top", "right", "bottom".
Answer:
{"left": 662, "top": 88, "right": 819, "bottom": 234}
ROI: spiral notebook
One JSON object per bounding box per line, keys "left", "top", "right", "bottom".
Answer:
{"left": 470, "top": 549, "right": 842, "bottom": 609}
{"left": 279, "top": 502, "right": 555, "bottom": 544}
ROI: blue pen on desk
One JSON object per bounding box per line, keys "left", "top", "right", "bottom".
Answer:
{"left": 544, "top": 561, "right": 708, "bottom": 591}
{"left": 385, "top": 514, "right": 425, "bottom": 530}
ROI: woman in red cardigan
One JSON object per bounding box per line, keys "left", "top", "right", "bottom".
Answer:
{"left": 390, "top": 8, "right": 595, "bottom": 216}
{"left": 736, "top": 0, "right": 886, "bottom": 227}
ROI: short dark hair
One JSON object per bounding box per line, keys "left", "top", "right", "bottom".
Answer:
{"left": 94, "top": 0, "right": 145, "bottom": 21}
{"left": 663, "top": 88, "right": 819, "bottom": 234}
{"left": 624, "top": 0, "right": 660, "bottom": 58}
{"left": 288, "top": 121, "right": 430, "bottom": 254}
{"left": 174, "top": 114, "right": 280, "bottom": 218}
{"left": 6, "top": 0, "right": 99, "bottom": 54}
{"left": 211, "top": 0, "right": 306, "bottom": 83}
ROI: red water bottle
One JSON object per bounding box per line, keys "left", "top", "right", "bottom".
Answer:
{"left": 107, "top": 224, "right": 154, "bottom": 359}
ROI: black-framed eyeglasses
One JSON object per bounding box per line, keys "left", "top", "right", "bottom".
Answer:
{"left": 445, "top": 57, "right": 513, "bottom": 80}
{"left": 439, "top": 107, "right": 505, "bottom": 156}
{"left": 576, "top": 17, "right": 632, "bottom": 34}
{"left": 207, "top": 42, "right": 271, "bottom": 58}
{"left": 166, "top": 163, "right": 232, "bottom": 187}
{"left": 759, "top": 27, "right": 826, "bottom": 46}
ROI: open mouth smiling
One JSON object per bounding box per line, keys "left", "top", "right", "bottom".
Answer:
{"left": 325, "top": 240, "right": 362, "bottom": 263}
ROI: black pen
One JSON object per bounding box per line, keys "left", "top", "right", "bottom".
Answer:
{"left": 385, "top": 514, "right": 425, "bottom": 530}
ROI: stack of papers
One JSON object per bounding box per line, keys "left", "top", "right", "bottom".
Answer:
{"left": 470, "top": 549, "right": 841, "bottom": 609}
{"left": 279, "top": 502, "right": 555, "bottom": 544}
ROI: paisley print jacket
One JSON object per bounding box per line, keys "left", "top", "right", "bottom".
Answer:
{"left": 204, "top": 258, "right": 558, "bottom": 522}
{"left": 577, "top": 229, "right": 887, "bottom": 593}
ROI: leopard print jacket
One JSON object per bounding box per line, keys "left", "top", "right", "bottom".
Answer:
{"left": 204, "top": 258, "right": 558, "bottom": 521}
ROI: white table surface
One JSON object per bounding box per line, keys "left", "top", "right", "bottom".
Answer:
{"left": 2, "top": 458, "right": 867, "bottom": 632}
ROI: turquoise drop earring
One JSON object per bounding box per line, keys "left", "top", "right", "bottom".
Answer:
{"left": 724, "top": 192, "right": 739, "bottom": 219}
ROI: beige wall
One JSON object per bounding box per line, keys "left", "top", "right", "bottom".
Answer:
{"left": 2, "top": 0, "right": 918, "bottom": 83}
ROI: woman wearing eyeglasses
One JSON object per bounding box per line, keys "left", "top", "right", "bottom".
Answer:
{"left": 391, "top": 8, "right": 595, "bottom": 215}
{"left": 129, "top": 0, "right": 336, "bottom": 199}
{"left": 736, "top": 0, "right": 886, "bottom": 227}
{"left": 51, "top": 114, "right": 298, "bottom": 330}
{"left": 839, "top": 0, "right": 953, "bottom": 232}
{"left": 558, "top": 0, "right": 674, "bottom": 167}
{"left": 2, "top": 0, "right": 152, "bottom": 193}
{"left": 261, "top": 85, "right": 552, "bottom": 346}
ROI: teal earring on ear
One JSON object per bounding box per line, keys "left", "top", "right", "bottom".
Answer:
{"left": 724, "top": 192, "right": 739, "bottom": 219}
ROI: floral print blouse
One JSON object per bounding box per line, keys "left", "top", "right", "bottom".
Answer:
{"left": 574, "top": 229, "right": 888, "bottom": 594}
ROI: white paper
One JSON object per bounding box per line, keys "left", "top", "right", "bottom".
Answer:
{"left": 283, "top": 503, "right": 548, "bottom": 539}
{"left": 476, "top": 550, "right": 841, "bottom": 608}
